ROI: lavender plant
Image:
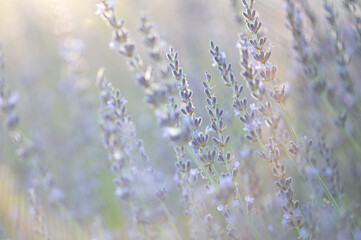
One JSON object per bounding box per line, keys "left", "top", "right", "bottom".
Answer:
{"left": 0, "top": 45, "right": 87, "bottom": 239}
{"left": 27, "top": 188, "right": 49, "bottom": 240}
{"left": 1, "top": 0, "right": 361, "bottom": 239}
{"left": 96, "top": 67, "right": 183, "bottom": 240}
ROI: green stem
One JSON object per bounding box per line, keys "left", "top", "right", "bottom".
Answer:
{"left": 279, "top": 102, "right": 299, "bottom": 143}
{"left": 348, "top": 113, "right": 361, "bottom": 141}
{"left": 342, "top": 128, "right": 361, "bottom": 162}
{"left": 269, "top": 81, "right": 299, "bottom": 143}
{"left": 234, "top": 182, "right": 247, "bottom": 215}
{"left": 274, "top": 105, "right": 343, "bottom": 217}
{"left": 352, "top": 92, "right": 361, "bottom": 117}
{"left": 280, "top": 139, "right": 299, "bottom": 168}
{"left": 199, "top": 145, "right": 220, "bottom": 180}
{"left": 322, "top": 94, "right": 361, "bottom": 161}
{"left": 160, "top": 201, "right": 183, "bottom": 240}
{"left": 274, "top": 94, "right": 350, "bottom": 217}
{"left": 332, "top": 90, "right": 361, "bottom": 141}
{"left": 256, "top": 133, "right": 309, "bottom": 237}
{"left": 186, "top": 146, "right": 217, "bottom": 186}
{"left": 30, "top": 158, "right": 88, "bottom": 239}
{"left": 256, "top": 134, "right": 266, "bottom": 153}
{"left": 211, "top": 165, "right": 220, "bottom": 179}
{"left": 315, "top": 173, "right": 342, "bottom": 216}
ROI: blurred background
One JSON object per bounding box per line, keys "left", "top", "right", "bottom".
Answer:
{"left": 1, "top": 0, "right": 359, "bottom": 239}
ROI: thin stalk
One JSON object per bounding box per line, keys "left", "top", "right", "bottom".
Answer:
{"left": 215, "top": 122, "right": 249, "bottom": 215}
{"left": 189, "top": 142, "right": 267, "bottom": 240}
{"left": 256, "top": 134, "right": 308, "bottom": 237}
{"left": 30, "top": 158, "right": 88, "bottom": 239}
{"left": 270, "top": 94, "right": 344, "bottom": 216}
{"left": 186, "top": 146, "right": 217, "bottom": 186}
{"left": 322, "top": 94, "right": 361, "bottom": 160}
{"left": 277, "top": 105, "right": 343, "bottom": 216}
{"left": 315, "top": 173, "right": 342, "bottom": 215}
{"left": 279, "top": 102, "right": 299, "bottom": 143}
{"left": 269, "top": 81, "right": 299, "bottom": 142}
{"left": 244, "top": 215, "right": 270, "bottom": 240}
{"left": 234, "top": 184, "right": 247, "bottom": 215}
{"left": 199, "top": 144, "right": 221, "bottom": 180}
{"left": 352, "top": 92, "right": 361, "bottom": 117}
{"left": 330, "top": 88, "right": 361, "bottom": 141}
{"left": 279, "top": 137, "right": 299, "bottom": 168}
{"left": 342, "top": 128, "right": 361, "bottom": 160}
{"left": 217, "top": 130, "right": 232, "bottom": 175}
{"left": 211, "top": 165, "right": 221, "bottom": 179}
{"left": 160, "top": 201, "right": 183, "bottom": 240}
{"left": 256, "top": 135, "right": 266, "bottom": 153}
{"left": 214, "top": 108, "right": 271, "bottom": 240}
{"left": 129, "top": 201, "right": 148, "bottom": 238}
{"left": 278, "top": 134, "right": 318, "bottom": 217}
{"left": 348, "top": 113, "right": 361, "bottom": 141}
{"left": 248, "top": 9, "right": 341, "bottom": 223}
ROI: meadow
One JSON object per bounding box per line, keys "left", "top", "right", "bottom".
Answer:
{"left": 1, "top": 0, "right": 361, "bottom": 239}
